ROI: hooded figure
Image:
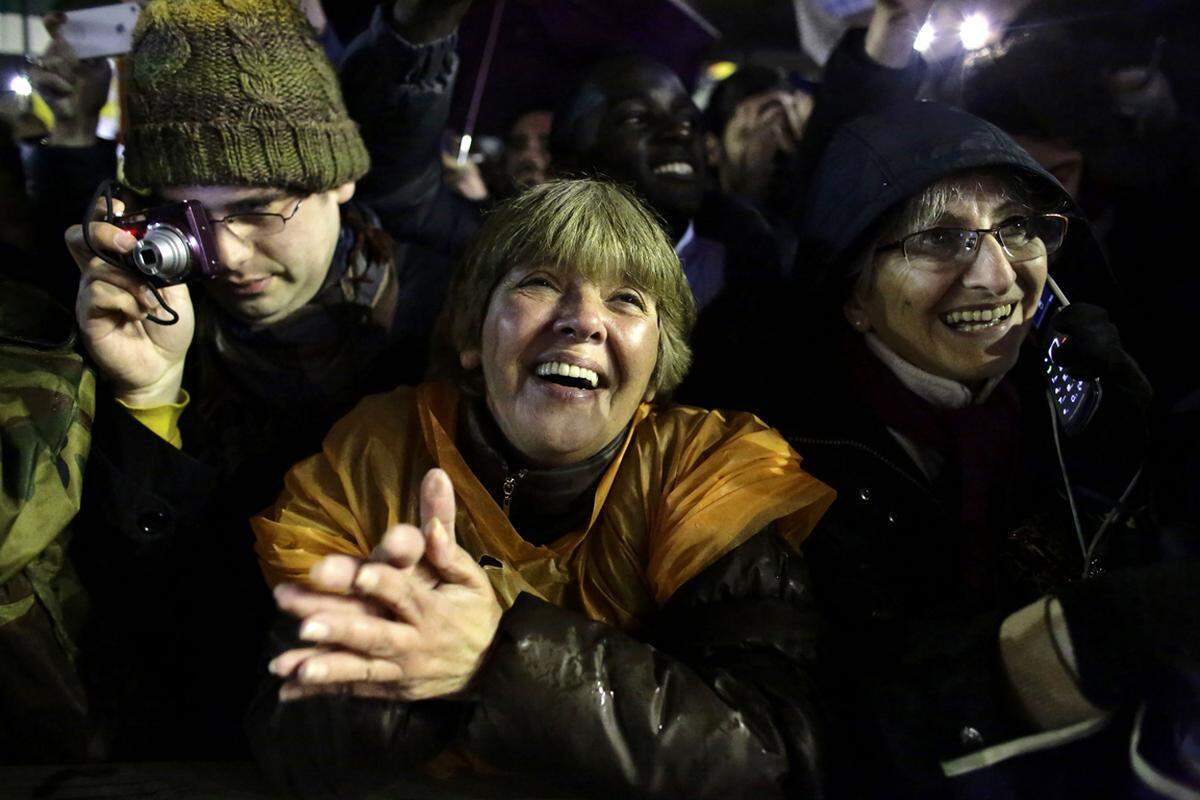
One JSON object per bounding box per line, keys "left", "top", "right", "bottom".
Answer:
{"left": 725, "top": 101, "right": 1199, "bottom": 798}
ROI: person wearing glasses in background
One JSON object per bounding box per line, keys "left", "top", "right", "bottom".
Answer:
{"left": 711, "top": 100, "right": 1200, "bottom": 798}
{"left": 53, "top": 0, "right": 470, "bottom": 761}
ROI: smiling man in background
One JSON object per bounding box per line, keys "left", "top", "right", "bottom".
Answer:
{"left": 550, "top": 56, "right": 785, "bottom": 313}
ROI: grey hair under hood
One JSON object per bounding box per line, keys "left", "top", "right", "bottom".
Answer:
{"left": 797, "top": 100, "right": 1101, "bottom": 288}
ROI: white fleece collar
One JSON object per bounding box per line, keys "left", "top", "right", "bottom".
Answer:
{"left": 863, "top": 333, "right": 1005, "bottom": 410}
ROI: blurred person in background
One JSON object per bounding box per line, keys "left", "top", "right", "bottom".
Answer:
{"left": 342, "top": 0, "right": 481, "bottom": 256}
{"left": 779, "top": 0, "right": 935, "bottom": 227}
{"left": 678, "top": 0, "right": 934, "bottom": 407}
{"left": 14, "top": 12, "right": 116, "bottom": 307}
{"left": 500, "top": 107, "right": 553, "bottom": 193}
{"left": 960, "top": 0, "right": 1200, "bottom": 409}
{"left": 704, "top": 66, "right": 814, "bottom": 217}
{"left": 438, "top": 109, "right": 552, "bottom": 210}
{"left": 703, "top": 65, "right": 814, "bottom": 271}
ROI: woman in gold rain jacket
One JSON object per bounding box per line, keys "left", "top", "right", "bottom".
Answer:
{"left": 248, "top": 179, "right": 835, "bottom": 799}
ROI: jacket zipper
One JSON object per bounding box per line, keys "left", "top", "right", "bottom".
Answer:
{"left": 788, "top": 434, "right": 943, "bottom": 507}
{"left": 501, "top": 469, "right": 528, "bottom": 516}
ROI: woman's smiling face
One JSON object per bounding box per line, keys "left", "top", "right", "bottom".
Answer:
{"left": 461, "top": 265, "right": 660, "bottom": 467}
{"left": 846, "top": 175, "right": 1050, "bottom": 385}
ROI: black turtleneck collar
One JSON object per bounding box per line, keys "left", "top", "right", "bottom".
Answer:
{"left": 457, "top": 397, "right": 628, "bottom": 546}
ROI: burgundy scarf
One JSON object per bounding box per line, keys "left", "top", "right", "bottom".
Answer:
{"left": 846, "top": 334, "right": 1023, "bottom": 599}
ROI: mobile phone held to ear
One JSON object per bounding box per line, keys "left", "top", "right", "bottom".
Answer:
{"left": 58, "top": 3, "right": 141, "bottom": 60}
{"left": 1033, "top": 276, "right": 1102, "bottom": 436}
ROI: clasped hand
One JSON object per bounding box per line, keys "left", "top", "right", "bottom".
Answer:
{"left": 270, "top": 469, "right": 503, "bottom": 702}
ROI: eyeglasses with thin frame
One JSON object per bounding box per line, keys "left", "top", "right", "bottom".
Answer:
{"left": 209, "top": 196, "right": 305, "bottom": 240}
{"left": 876, "top": 213, "right": 1070, "bottom": 272}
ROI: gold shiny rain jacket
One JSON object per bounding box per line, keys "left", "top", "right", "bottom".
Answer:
{"left": 253, "top": 381, "right": 835, "bottom": 628}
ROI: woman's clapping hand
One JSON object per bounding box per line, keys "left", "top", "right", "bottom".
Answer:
{"left": 269, "top": 469, "right": 503, "bottom": 702}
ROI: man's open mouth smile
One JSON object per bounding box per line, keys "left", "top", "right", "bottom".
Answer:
{"left": 651, "top": 161, "right": 695, "bottom": 179}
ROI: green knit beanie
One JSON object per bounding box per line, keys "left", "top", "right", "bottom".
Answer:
{"left": 124, "top": 0, "right": 370, "bottom": 193}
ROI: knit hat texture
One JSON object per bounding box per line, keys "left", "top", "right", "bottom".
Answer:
{"left": 124, "top": 0, "right": 369, "bottom": 192}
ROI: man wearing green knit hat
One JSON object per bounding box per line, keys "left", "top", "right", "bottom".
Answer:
{"left": 52, "top": 0, "right": 474, "bottom": 760}
{"left": 80, "top": 0, "right": 373, "bottom": 333}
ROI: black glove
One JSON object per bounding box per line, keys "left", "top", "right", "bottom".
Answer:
{"left": 1056, "top": 560, "right": 1200, "bottom": 707}
{"left": 1049, "top": 303, "right": 1153, "bottom": 408}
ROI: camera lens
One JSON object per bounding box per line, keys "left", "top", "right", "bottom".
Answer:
{"left": 132, "top": 224, "right": 192, "bottom": 282}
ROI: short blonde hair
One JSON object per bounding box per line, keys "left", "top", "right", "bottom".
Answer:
{"left": 434, "top": 178, "right": 696, "bottom": 396}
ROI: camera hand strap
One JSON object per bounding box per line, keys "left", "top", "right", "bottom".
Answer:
{"left": 83, "top": 180, "right": 180, "bottom": 326}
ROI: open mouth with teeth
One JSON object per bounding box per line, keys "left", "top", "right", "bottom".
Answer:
{"left": 940, "top": 302, "right": 1017, "bottom": 332}
{"left": 535, "top": 361, "right": 602, "bottom": 391}
{"left": 652, "top": 161, "right": 695, "bottom": 178}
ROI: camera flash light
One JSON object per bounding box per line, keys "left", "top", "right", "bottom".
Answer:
{"left": 960, "top": 13, "right": 990, "bottom": 50}
{"left": 913, "top": 21, "right": 936, "bottom": 53}
{"left": 9, "top": 74, "right": 32, "bottom": 97}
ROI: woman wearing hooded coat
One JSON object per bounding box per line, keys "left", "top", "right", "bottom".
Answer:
{"left": 700, "top": 100, "right": 1200, "bottom": 798}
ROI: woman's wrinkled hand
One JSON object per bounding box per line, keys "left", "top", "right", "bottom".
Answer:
{"left": 270, "top": 468, "right": 503, "bottom": 702}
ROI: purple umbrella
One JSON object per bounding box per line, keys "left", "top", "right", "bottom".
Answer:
{"left": 449, "top": 0, "right": 720, "bottom": 140}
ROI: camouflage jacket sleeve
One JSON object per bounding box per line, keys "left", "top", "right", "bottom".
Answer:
{"left": 0, "top": 279, "right": 103, "bottom": 760}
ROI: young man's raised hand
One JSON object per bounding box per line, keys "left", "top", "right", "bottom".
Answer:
{"left": 66, "top": 198, "right": 195, "bottom": 408}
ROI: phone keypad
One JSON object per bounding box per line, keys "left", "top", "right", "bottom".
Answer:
{"left": 1046, "top": 362, "right": 1094, "bottom": 417}
{"left": 1045, "top": 338, "right": 1091, "bottom": 422}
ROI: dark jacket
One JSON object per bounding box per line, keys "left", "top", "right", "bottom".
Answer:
{"left": 248, "top": 529, "right": 827, "bottom": 800}
{"left": 71, "top": 213, "right": 453, "bottom": 760}
{"left": 341, "top": 7, "right": 480, "bottom": 256}
{"left": 779, "top": 102, "right": 1159, "bottom": 798}
{"left": 790, "top": 340, "right": 1151, "bottom": 799}
{"left": 62, "top": 18, "right": 464, "bottom": 761}
{"left": 688, "top": 189, "right": 786, "bottom": 304}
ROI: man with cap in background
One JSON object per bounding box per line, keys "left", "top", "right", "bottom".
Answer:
{"left": 51, "top": 0, "right": 469, "bottom": 760}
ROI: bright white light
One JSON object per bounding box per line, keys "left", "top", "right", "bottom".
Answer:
{"left": 9, "top": 74, "right": 32, "bottom": 97}
{"left": 959, "top": 13, "right": 990, "bottom": 50}
{"left": 913, "top": 21, "right": 936, "bottom": 53}
{"left": 456, "top": 133, "right": 473, "bottom": 165}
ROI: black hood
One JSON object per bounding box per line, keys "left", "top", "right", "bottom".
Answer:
{"left": 798, "top": 100, "right": 1096, "bottom": 287}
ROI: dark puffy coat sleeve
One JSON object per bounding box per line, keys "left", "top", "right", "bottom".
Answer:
{"left": 247, "top": 529, "right": 827, "bottom": 800}
{"left": 339, "top": 7, "right": 479, "bottom": 255}
{"left": 785, "top": 27, "right": 926, "bottom": 221}
{"left": 246, "top": 618, "right": 466, "bottom": 800}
